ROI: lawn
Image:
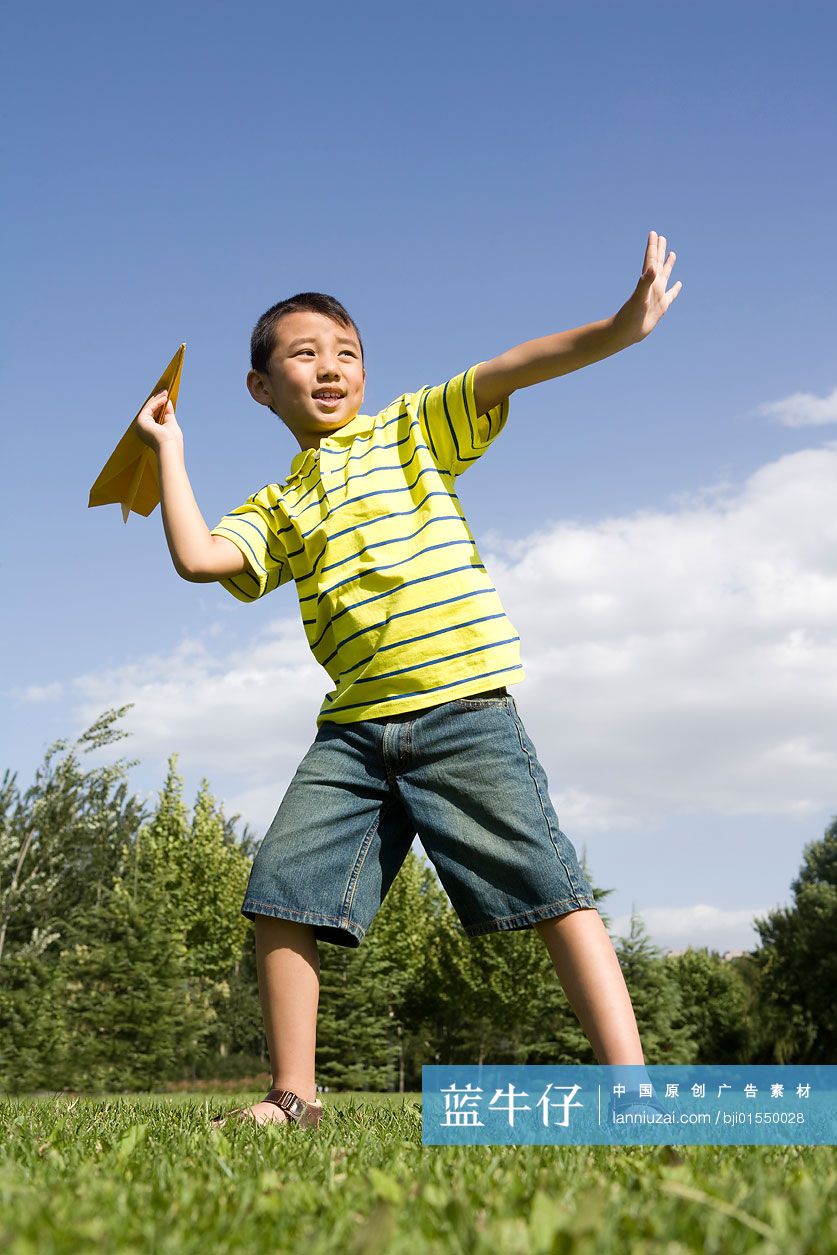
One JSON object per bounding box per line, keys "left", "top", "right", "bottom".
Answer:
{"left": 1, "top": 1091, "right": 833, "bottom": 1253}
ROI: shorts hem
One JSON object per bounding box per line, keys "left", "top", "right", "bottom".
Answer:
{"left": 241, "top": 898, "right": 366, "bottom": 947}
{"left": 462, "top": 894, "right": 598, "bottom": 938}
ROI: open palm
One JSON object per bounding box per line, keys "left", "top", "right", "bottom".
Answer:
{"left": 619, "top": 230, "right": 682, "bottom": 343}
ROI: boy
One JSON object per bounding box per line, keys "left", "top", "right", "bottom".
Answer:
{"left": 135, "top": 231, "right": 681, "bottom": 1127}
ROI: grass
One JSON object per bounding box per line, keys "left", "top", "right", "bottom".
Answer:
{"left": 1, "top": 1090, "right": 834, "bottom": 1253}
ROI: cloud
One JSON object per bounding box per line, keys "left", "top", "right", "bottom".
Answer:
{"left": 63, "top": 444, "right": 837, "bottom": 847}
{"left": 754, "top": 384, "right": 837, "bottom": 427}
{"left": 20, "top": 681, "right": 64, "bottom": 702}
{"left": 482, "top": 443, "right": 837, "bottom": 832}
{"left": 72, "top": 621, "right": 324, "bottom": 800}
{"left": 609, "top": 904, "right": 766, "bottom": 953}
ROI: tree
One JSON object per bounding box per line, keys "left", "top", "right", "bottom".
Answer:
{"left": 750, "top": 816, "right": 837, "bottom": 1063}
{"left": 315, "top": 938, "right": 396, "bottom": 1091}
{"left": 615, "top": 912, "right": 696, "bottom": 1063}
{"left": 0, "top": 708, "right": 144, "bottom": 967}
{"left": 0, "top": 709, "right": 150, "bottom": 1091}
{"left": 667, "top": 947, "right": 752, "bottom": 1062}
{"left": 363, "top": 850, "right": 449, "bottom": 1090}
{"left": 54, "top": 880, "right": 211, "bottom": 1091}
{"left": 125, "top": 759, "right": 255, "bottom": 1078}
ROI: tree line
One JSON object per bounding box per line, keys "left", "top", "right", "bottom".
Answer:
{"left": 1, "top": 709, "right": 834, "bottom": 1092}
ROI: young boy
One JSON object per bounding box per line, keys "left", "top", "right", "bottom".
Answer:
{"left": 135, "top": 231, "right": 681, "bottom": 1128}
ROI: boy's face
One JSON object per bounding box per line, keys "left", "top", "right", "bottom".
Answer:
{"left": 247, "top": 310, "right": 366, "bottom": 450}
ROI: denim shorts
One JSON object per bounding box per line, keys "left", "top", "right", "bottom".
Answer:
{"left": 241, "top": 688, "right": 597, "bottom": 946}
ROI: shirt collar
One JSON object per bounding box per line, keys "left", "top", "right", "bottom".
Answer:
{"left": 285, "top": 411, "right": 376, "bottom": 481}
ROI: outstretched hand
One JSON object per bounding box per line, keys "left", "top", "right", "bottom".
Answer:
{"left": 616, "top": 231, "right": 682, "bottom": 345}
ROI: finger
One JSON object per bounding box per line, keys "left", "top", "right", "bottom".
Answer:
{"left": 644, "top": 230, "right": 656, "bottom": 275}
{"left": 658, "top": 234, "right": 667, "bottom": 271}
{"left": 665, "top": 281, "right": 683, "bottom": 307}
{"left": 664, "top": 249, "right": 677, "bottom": 277}
{"left": 142, "top": 390, "right": 165, "bottom": 411}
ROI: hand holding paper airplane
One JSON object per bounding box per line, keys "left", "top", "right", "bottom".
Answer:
{"left": 134, "top": 389, "right": 180, "bottom": 450}
{"left": 88, "top": 343, "right": 185, "bottom": 522}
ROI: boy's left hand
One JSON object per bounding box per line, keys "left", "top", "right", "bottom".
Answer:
{"left": 615, "top": 231, "right": 682, "bottom": 345}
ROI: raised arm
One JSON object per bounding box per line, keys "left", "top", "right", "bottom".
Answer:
{"left": 473, "top": 230, "right": 682, "bottom": 415}
{"left": 133, "top": 390, "right": 249, "bottom": 582}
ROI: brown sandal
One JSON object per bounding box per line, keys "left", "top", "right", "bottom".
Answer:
{"left": 211, "top": 1088, "right": 324, "bottom": 1129}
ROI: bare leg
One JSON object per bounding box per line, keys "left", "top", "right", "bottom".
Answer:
{"left": 534, "top": 907, "right": 645, "bottom": 1065}
{"left": 243, "top": 916, "right": 320, "bottom": 1124}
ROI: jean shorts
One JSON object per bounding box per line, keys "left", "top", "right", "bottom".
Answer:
{"left": 241, "top": 688, "right": 597, "bottom": 946}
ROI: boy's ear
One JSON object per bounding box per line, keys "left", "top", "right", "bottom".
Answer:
{"left": 247, "top": 368, "right": 274, "bottom": 409}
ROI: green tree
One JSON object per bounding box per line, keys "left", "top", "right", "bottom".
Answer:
{"left": 615, "top": 912, "right": 696, "bottom": 1062}
{"left": 750, "top": 816, "right": 837, "bottom": 1063}
{"left": 315, "top": 938, "right": 395, "bottom": 1091}
{"left": 125, "top": 759, "right": 255, "bottom": 1079}
{"left": 0, "top": 938, "right": 68, "bottom": 1092}
{"left": 667, "top": 946, "right": 752, "bottom": 1062}
{"left": 364, "top": 850, "right": 449, "bottom": 1089}
{"left": 0, "top": 709, "right": 149, "bottom": 1091}
{"left": 54, "top": 880, "right": 211, "bottom": 1090}
{"left": 0, "top": 708, "right": 143, "bottom": 968}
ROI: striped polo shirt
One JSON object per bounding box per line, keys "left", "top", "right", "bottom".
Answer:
{"left": 210, "top": 362, "right": 525, "bottom": 724}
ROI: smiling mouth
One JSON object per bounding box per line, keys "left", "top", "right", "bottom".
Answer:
{"left": 313, "top": 393, "right": 343, "bottom": 408}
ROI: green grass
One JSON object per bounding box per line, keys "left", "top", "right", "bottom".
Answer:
{"left": 1, "top": 1091, "right": 834, "bottom": 1253}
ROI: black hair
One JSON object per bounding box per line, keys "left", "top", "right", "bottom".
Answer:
{"left": 250, "top": 292, "right": 364, "bottom": 375}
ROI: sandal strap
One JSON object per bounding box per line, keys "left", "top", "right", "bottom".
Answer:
{"left": 263, "top": 1088, "right": 311, "bottom": 1123}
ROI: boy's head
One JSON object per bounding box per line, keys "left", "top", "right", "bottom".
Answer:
{"left": 247, "top": 293, "right": 366, "bottom": 450}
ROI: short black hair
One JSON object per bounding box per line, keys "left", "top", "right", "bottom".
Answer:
{"left": 250, "top": 292, "right": 364, "bottom": 375}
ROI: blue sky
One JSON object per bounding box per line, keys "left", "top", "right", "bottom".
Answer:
{"left": 4, "top": 1, "right": 836, "bottom": 953}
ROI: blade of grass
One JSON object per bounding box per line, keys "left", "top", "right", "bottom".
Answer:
{"left": 659, "top": 1179, "right": 777, "bottom": 1240}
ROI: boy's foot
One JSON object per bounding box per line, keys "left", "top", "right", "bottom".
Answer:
{"left": 608, "top": 1090, "right": 681, "bottom": 1121}
{"left": 211, "top": 1088, "right": 323, "bottom": 1129}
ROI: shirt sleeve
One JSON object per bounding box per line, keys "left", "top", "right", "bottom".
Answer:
{"left": 415, "top": 361, "right": 510, "bottom": 478}
{"left": 210, "top": 493, "right": 292, "bottom": 603}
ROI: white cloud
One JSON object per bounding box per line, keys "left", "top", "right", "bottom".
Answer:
{"left": 72, "top": 621, "right": 324, "bottom": 804}
{"left": 755, "top": 384, "right": 837, "bottom": 427}
{"left": 65, "top": 443, "right": 837, "bottom": 847}
{"left": 484, "top": 443, "right": 837, "bottom": 833}
{"left": 20, "top": 681, "right": 64, "bottom": 702}
{"left": 609, "top": 904, "right": 767, "bottom": 954}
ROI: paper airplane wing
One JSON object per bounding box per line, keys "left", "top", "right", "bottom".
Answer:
{"left": 88, "top": 343, "right": 185, "bottom": 522}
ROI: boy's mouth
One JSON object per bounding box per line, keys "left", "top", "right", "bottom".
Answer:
{"left": 313, "top": 392, "right": 344, "bottom": 410}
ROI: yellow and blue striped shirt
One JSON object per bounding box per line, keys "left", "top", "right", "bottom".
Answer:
{"left": 210, "top": 362, "right": 525, "bottom": 724}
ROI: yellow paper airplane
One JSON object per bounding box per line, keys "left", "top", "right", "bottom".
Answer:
{"left": 88, "top": 343, "right": 186, "bottom": 522}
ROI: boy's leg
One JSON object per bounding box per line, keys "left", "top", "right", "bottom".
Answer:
{"left": 240, "top": 916, "right": 321, "bottom": 1125}
{"left": 534, "top": 909, "right": 644, "bottom": 1064}
{"left": 392, "top": 691, "right": 647, "bottom": 1071}
{"left": 227, "top": 718, "right": 416, "bottom": 1125}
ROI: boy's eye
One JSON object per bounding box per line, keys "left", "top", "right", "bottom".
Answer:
{"left": 295, "top": 349, "right": 356, "bottom": 356}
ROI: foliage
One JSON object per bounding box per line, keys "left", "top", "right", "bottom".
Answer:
{"left": 0, "top": 713, "right": 254, "bottom": 1091}
{"left": 1, "top": 710, "right": 834, "bottom": 1092}
{"left": 615, "top": 913, "right": 697, "bottom": 1063}
{"left": 0, "top": 708, "right": 143, "bottom": 968}
{"left": 53, "top": 883, "right": 211, "bottom": 1091}
{"left": 750, "top": 815, "right": 837, "bottom": 1062}
{"left": 667, "top": 946, "right": 753, "bottom": 1063}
